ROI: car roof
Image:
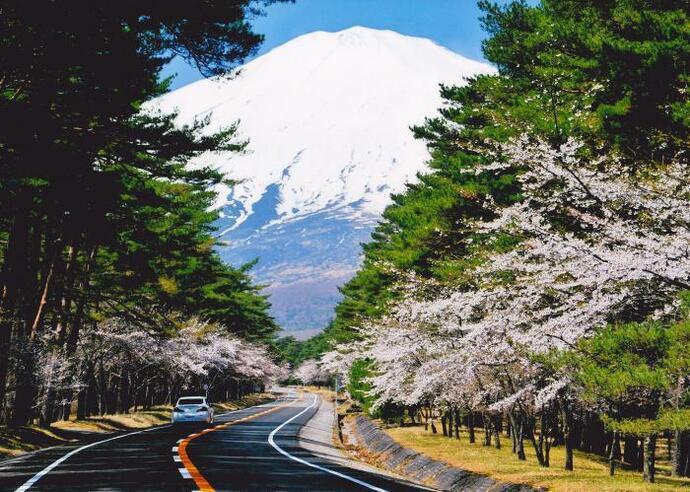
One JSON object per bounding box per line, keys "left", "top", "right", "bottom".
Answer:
{"left": 178, "top": 396, "right": 206, "bottom": 401}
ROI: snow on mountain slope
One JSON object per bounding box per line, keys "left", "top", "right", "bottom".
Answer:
{"left": 150, "top": 27, "right": 494, "bottom": 331}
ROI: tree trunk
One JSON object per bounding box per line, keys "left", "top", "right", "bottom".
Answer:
{"left": 672, "top": 431, "right": 690, "bottom": 477}
{"left": 468, "top": 412, "right": 475, "bottom": 443}
{"left": 517, "top": 419, "right": 526, "bottom": 460}
{"left": 0, "top": 199, "right": 32, "bottom": 419}
{"left": 11, "top": 340, "right": 37, "bottom": 426}
{"left": 609, "top": 430, "right": 621, "bottom": 476}
{"left": 441, "top": 413, "right": 448, "bottom": 437}
{"left": 39, "top": 354, "right": 57, "bottom": 428}
{"left": 491, "top": 414, "right": 502, "bottom": 449}
{"left": 77, "top": 385, "right": 87, "bottom": 420}
{"left": 560, "top": 398, "right": 574, "bottom": 471}
{"left": 539, "top": 411, "right": 551, "bottom": 467}
{"left": 624, "top": 435, "right": 640, "bottom": 467}
{"left": 643, "top": 434, "right": 656, "bottom": 483}
{"left": 483, "top": 414, "right": 491, "bottom": 446}
{"left": 526, "top": 418, "right": 546, "bottom": 466}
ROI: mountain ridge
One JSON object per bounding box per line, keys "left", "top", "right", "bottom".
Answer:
{"left": 149, "top": 26, "right": 494, "bottom": 331}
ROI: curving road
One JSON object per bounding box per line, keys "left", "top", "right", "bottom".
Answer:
{"left": 0, "top": 391, "right": 425, "bottom": 491}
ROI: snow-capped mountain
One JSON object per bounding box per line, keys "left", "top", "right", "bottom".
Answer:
{"left": 151, "top": 27, "right": 494, "bottom": 333}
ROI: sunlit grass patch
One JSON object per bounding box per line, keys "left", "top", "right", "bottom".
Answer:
{"left": 385, "top": 425, "right": 690, "bottom": 491}
{"left": 51, "top": 405, "right": 173, "bottom": 433}
{"left": 212, "top": 392, "right": 274, "bottom": 412}
{"left": 0, "top": 426, "right": 70, "bottom": 458}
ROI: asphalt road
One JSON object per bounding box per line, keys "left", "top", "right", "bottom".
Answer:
{"left": 0, "top": 391, "right": 425, "bottom": 491}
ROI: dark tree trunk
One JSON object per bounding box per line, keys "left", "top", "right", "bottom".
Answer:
{"left": 0, "top": 199, "right": 32, "bottom": 422}
{"left": 624, "top": 436, "right": 640, "bottom": 468}
{"left": 526, "top": 417, "right": 546, "bottom": 466}
{"left": 560, "top": 398, "right": 574, "bottom": 471}
{"left": 446, "top": 410, "right": 454, "bottom": 439}
{"left": 643, "top": 434, "right": 656, "bottom": 483}
{"left": 483, "top": 414, "right": 491, "bottom": 446}
{"left": 468, "top": 412, "right": 475, "bottom": 443}
{"left": 491, "top": 414, "right": 502, "bottom": 449}
{"left": 609, "top": 431, "right": 621, "bottom": 476}
{"left": 517, "top": 419, "right": 526, "bottom": 460}
{"left": 39, "top": 359, "right": 57, "bottom": 428}
{"left": 77, "top": 385, "right": 87, "bottom": 420}
{"left": 11, "top": 341, "right": 37, "bottom": 426}
{"left": 672, "top": 431, "right": 690, "bottom": 477}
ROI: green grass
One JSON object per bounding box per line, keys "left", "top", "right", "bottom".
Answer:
{"left": 385, "top": 425, "right": 690, "bottom": 492}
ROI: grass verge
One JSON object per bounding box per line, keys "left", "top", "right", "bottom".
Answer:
{"left": 385, "top": 425, "right": 690, "bottom": 492}
{"left": 0, "top": 426, "right": 69, "bottom": 458}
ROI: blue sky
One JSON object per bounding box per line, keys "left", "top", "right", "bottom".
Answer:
{"left": 162, "top": 0, "right": 514, "bottom": 90}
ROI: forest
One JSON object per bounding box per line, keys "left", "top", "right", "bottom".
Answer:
{"left": 296, "top": 0, "right": 690, "bottom": 484}
{"left": 0, "top": 1, "right": 290, "bottom": 428}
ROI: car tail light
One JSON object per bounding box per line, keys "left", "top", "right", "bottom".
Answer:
{"left": 197, "top": 406, "right": 208, "bottom": 413}
{"left": 173, "top": 407, "right": 183, "bottom": 413}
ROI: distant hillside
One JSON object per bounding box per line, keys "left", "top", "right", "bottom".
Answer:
{"left": 150, "top": 26, "right": 494, "bottom": 331}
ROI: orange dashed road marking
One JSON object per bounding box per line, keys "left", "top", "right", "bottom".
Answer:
{"left": 177, "top": 393, "right": 303, "bottom": 492}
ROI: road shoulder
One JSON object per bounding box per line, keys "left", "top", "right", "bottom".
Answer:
{"left": 298, "top": 392, "right": 433, "bottom": 488}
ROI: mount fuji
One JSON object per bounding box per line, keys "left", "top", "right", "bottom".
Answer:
{"left": 150, "top": 27, "right": 494, "bottom": 335}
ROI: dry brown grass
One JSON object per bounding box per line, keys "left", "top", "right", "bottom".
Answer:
{"left": 51, "top": 406, "right": 173, "bottom": 433}
{"left": 303, "top": 385, "right": 336, "bottom": 402}
{"left": 385, "top": 425, "right": 690, "bottom": 492}
{"left": 212, "top": 392, "right": 274, "bottom": 412}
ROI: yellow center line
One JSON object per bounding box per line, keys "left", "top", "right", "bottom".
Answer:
{"left": 177, "top": 393, "right": 304, "bottom": 492}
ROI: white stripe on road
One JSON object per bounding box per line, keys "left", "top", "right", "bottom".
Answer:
{"left": 267, "top": 394, "right": 387, "bottom": 492}
{"left": 178, "top": 467, "right": 191, "bottom": 479}
{"left": 15, "top": 424, "right": 171, "bottom": 492}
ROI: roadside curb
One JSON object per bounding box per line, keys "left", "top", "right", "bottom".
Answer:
{"left": 346, "top": 415, "right": 536, "bottom": 492}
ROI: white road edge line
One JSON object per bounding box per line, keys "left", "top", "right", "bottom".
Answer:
{"left": 267, "top": 394, "right": 388, "bottom": 492}
{"left": 14, "top": 424, "right": 171, "bottom": 492}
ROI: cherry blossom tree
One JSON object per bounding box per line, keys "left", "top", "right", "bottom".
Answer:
{"left": 34, "top": 316, "right": 286, "bottom": 420}
{"left": 293, "top": 359, "right": 332, "bottom": 387}
{"left": 325, "top": 136, "right": 690, "bottom": 470}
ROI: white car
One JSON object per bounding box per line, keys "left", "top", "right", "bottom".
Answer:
{"left": 171, "top": 396, "right": 214, "bottom": 425}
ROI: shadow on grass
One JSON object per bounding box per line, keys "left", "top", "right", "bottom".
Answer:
{"left": 0, "top": 426, "right": 69, "bottom": 457}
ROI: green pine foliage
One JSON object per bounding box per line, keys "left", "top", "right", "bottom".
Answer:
{"left": 0, "top": 0, "right": 289, "bottom": 426}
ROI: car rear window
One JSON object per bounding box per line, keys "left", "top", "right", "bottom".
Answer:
{"left": 178, "top": 398, "right": 204, "bottom": 405}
